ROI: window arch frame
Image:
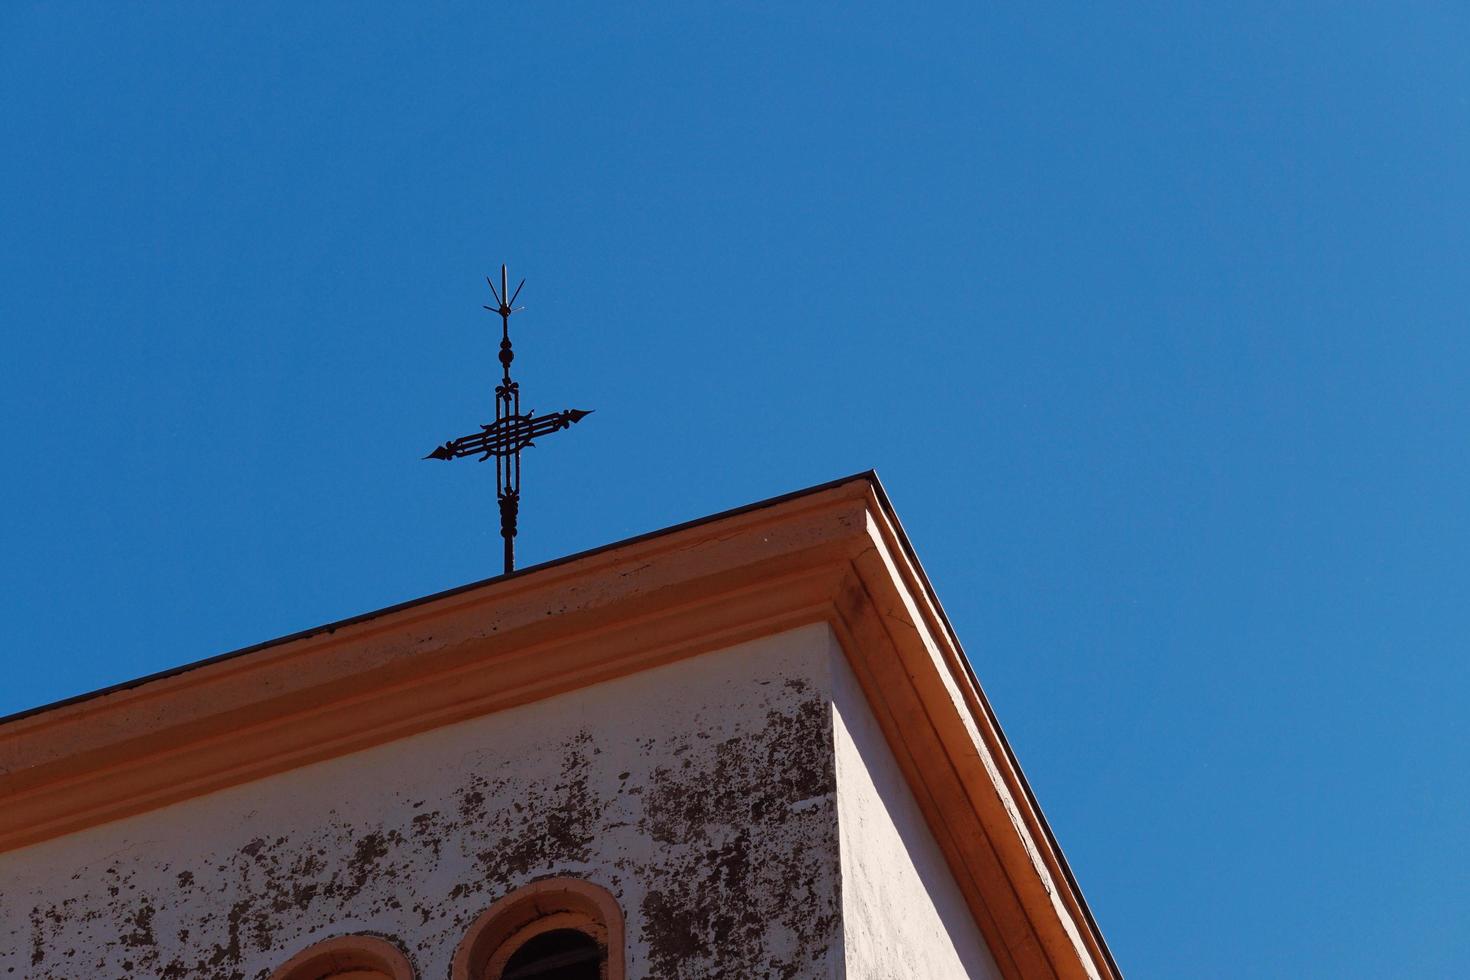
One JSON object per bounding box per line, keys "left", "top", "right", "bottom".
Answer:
{"left": 451, "top": 877, "right": 625, "bottom": 980}
{"left": 268, "top": 933, "right": 416, "bottom": 980}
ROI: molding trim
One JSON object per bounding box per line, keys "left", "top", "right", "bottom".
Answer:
{"left": 0, "top": 473, "right": 1118, "bottom": 980}
{"left": 451, "top": 876, "right": 625, "bottom": 980}
{"left": 268, "top": 934, "right": 416, "bottom": 980}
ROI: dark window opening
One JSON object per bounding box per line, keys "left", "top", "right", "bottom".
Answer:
{"left": 500, "top": 928, "right": 602, "bottom": 980}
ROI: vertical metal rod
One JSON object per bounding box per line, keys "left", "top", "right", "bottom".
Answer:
{"left": 499, "top": 492, "right": 517, "bottom": 574}
{"left": 497, "top": 263, "right": 516, "bottom": 574}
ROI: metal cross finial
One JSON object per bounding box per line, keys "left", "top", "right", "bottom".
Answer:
{"left": 424, "top": 265, "right": 592, "bottom": 574}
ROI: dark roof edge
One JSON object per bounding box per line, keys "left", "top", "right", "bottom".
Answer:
{"left": 0, "top": 471, "right": 880, "bottom": 729}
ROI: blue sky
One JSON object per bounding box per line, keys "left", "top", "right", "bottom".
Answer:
{"left": 2, "top": 3, "right": 1467, "bottom": 976}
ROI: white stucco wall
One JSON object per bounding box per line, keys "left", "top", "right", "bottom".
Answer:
{"left": 1, "top": 626, "right": 845, "bottom": 979}
{"left": 1, "top": 623, "right": 1005, "bottom": 979}
{"left": 829, "top": 640, "right": 1003, "bottom": 979}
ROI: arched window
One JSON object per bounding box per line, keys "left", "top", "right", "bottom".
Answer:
{"left": 269, "top": 934, "right": 416, "bottom": 980}
{"left": 452, "top": 878, "right": 625, "bottom": 980}
{"left": 501, "top": 927, "right": 600, "bottom": 979}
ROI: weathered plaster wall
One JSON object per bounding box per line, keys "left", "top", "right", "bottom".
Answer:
{"left": 830, "top": 645, "right": 1002, "bottom": 979}
{"left": 0, "top": 625, "right": 844, "bottom": 979}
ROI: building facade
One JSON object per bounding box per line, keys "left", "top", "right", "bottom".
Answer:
{"left": 0, "top": 475, "right": 1118, "bottom": 979}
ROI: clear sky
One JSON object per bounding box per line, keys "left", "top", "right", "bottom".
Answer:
{"left": 2, "top": 3, "right": 1467, "bottom": 976}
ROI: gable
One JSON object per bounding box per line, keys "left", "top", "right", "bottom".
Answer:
{"left": 0, "top": 473, "right": 1118, "bottom": 979}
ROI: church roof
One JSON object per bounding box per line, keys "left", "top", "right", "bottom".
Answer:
{"left": 0, "top": 472, "right": 1119, "bottom": 980}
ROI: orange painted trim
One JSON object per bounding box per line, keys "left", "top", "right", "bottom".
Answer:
{"left": 0, "top": 473, "right": 1118, "bottom": 980}
{"left": 849, "top": 486, "right": 1118, "bottom": 979}
{"left": 451, "top": 877, "right": 625, "bottom": 980}
{"left": 268, "top": 933, "right": 416, "bottom": 980}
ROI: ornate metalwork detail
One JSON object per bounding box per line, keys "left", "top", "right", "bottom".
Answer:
{"left": 424, "top": 265, "right": 591, "bottom": 574}
{"left": 424, "top": 408, "right": 593, "bottom": 462}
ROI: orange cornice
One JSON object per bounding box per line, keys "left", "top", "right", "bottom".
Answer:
{"left": 0, "top": 473, "right": 1119, "bottom": 980}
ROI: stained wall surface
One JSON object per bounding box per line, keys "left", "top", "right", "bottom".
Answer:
{"left": 0, "top": 626, "right": 845, "bottom": 979}
{"left": 831, "top": 648, "right": 1003, "bottom": 979}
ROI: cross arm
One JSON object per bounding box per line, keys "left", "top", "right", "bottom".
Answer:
{"left": 424, "top": 408, "right": 592, "bottom": 461}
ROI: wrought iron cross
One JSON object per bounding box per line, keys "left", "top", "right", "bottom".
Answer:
{"left": 424, "top": 265, "right": 592, "bottom": 574}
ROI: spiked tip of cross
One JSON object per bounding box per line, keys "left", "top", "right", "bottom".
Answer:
{"left": 483, "top": 264, "right": 526, "bottom": 319}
